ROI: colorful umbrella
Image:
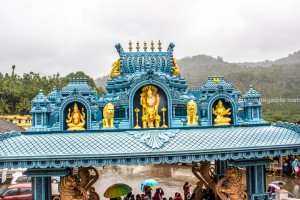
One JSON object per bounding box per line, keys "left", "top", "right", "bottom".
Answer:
{"left": 142, "top": 179, "right": 159, "bottom": 187}
{"left": 104, "top": 183, "right": 132, "bottom": 198}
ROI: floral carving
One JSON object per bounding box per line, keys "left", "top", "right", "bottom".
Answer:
{"left": 127, "top": 129, "right": 180, "bottom": 149}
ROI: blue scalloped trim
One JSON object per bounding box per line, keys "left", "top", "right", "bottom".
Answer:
{"left": 1, "top": 148, "right": 299, "bottom": 169}
{"left": 272, "top": 121, "right": 300, "bottom": 134}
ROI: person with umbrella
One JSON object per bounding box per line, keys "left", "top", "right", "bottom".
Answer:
{"left": 141, "top": 179, "right": 158, "bottom": 198}
{"left": 104, "top": 183, "right": 132, "bottom": 199}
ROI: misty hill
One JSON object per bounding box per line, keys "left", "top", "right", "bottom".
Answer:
{"left": 95, "top": 51, "right": 300, "bottom": 123}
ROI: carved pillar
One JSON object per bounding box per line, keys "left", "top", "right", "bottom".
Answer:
{"left": 229, "top": 159, "right": 271, "bottom": 200}
{"left": 32, "top": 177, "right": 51, "bottom": 200}
{"left": 246, "top": 165, "right": 269, "bottom": 200}
{"left": 215, "top": 160, "right": 227, "bottom": 182}
{"left": 24, "top": 168, "right": 71, "bottom": 200}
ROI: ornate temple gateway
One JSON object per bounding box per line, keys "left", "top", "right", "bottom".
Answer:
{"left": 0, "top": 42, "right": 300, "bottom": 200}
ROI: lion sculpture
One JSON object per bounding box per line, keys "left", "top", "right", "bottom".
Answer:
{"left": 187, "top": 100, "right": 199, "bottom": 125}
{"left": 216, "top": 166, "right": 248, "bottom": 200}
{"left": 103, "top": 103, "right": 115, "bottom": 128}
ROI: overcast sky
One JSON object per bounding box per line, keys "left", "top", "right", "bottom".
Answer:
{"left": 0, "top": 0, "right": 299, "bottom": 79}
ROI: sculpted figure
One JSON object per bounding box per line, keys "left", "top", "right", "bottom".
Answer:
{"left": 60, "top": 175, "right": 87, "bottom": 200}
{"left": 213, "top": 100, "right": 231, "bottom": 125}
{"left": 192, "top": 161, "right": 216, "bottom": 200}
{"left": 187, "top": 100, "right": 199, "bottom": 125}
{"left": 140, "top": 85, "right": 161, "bottom": 128}
{"left": 66, "top": 103, "right": 86, "bottom": 130}
{"left": 173, "top": 58, "right": 181, "bottom": 76}
{"left": 216, "top": 166, "right": 248, "bottom": 200}
{"left": 103, "top": 103, "right": 115, "bottom": 128}
{"left": 110, "top": 58, "right": 121, "bottom": 77}
{"left": 60, "top": 167, "right": 100, "bottom": 200}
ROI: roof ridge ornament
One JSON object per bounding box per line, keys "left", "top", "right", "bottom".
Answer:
{"left": 272, "top": 121, "right": 300, "bottom": 134}
{"left": 158, "top": 40, "right": 162, "bottom": 52}
{"left": 126, "top": 129, "right": 181, "bottom": 149}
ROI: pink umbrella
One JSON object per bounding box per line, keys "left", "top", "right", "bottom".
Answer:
{"left": 268, "top": 183, "right": 280, "bottom": 190}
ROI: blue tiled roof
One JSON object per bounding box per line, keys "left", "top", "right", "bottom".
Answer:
{"left": 0, "top": 123, "right": 299, "bottom": 169}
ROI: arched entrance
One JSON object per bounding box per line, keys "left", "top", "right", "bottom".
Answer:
{"left": 129, "top": 81, "right": 172, "bottom": 129}
{"left": 63, "top": 101, "right": 87, "bottom": 130}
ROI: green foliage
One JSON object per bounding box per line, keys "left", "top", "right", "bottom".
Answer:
{"left": 0, "top": 67, "right": 103, "bottom": 115}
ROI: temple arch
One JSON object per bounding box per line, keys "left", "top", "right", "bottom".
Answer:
{"left": 207, "top": 94, "right": 237, "bottom": 126}
{"left": 129, "top": 80, "right": 172, "bottom": 128}
{"left": 59, "top": 97, "right": 92, "bottom": 131}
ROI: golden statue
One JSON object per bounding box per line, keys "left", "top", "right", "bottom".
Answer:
{"left": 110, "top": 58, "right": 121, "bottom": 77}
{"left": 66, "top": 103, "right": 86, "bottom": 130}
{"left": 213, "top": 99, "right": 231, "bottom": 125}
{"left": 103, "top": 103, "right": 115, "bottom": 128}
{"left": 186, "top": 100, "right": 199, "bottom": 125}
{"left": 140, "top": 85, "right": 161, "bottom": 128}
{"left": 60, "top": 167, "right": 100, "bottom": 200}
{"left": 216, "top": 166, "right": 248, "bottom": 200}
{"left": 173, "top": 58, "right": 181, "bottom": 76}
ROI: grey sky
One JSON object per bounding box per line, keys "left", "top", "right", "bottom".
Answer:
{"left": 0, "top": 0, "right": 299, "bottom": 78}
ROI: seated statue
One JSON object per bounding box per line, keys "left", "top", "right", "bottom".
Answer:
{"left": 212, "top": 100, "right": 231, "bottom": 125}
{"left": 103, "top": 103, "right": 115, "bottom": 128}
{"left": 140, "top": 85, "right": 161, "bottom": 128}
{"left": 66, "top": 103, "right": 86, "bottom": 130}
{"left": 173, "top": 58, "right": 181, "bottom": 76}
{"left": 186, "top": 100, "right": 199, "bottom": 125}
{"left": 110, "top": 58, "right": 121, "bottom": 77}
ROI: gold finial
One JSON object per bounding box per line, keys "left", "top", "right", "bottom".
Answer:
{"left": 151, "top": 40, "right": 154, "bottom": 52}
{"left": 129, "top": 40, "right": 132, "bottom": 52}
{"left": 136, "top": 41, "right": 140, "bottom": 52}
{"left": 158, "top": 40, "right": 162, "bottom": 52}
{"left": 143, "top": 41, "right": 147, "bottom": 52}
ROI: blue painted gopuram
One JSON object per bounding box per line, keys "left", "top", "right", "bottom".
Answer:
{"left": 0, "top": 42, "right": 299, "bottom": 200}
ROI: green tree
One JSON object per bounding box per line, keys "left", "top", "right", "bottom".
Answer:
{"left": 16, "top": 98, "right": 31, "bottom": 115}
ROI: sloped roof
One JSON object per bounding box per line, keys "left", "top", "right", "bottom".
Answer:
{"left": 0, "top": 119, "right": 25, "bottom": 133}
{"left": 0, "top": 123, "right": 299, "bottom": 169}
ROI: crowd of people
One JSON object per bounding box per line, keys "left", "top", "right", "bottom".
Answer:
{"left": 111, "top": 182, "right": 214, "bottom": 200}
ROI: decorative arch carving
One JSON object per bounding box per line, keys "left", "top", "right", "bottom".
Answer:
{"left": 129, "top": 80, "right": 172, "bottom": 128}
{"left": 207, "top": 94, "right": 237, "bottom": 126}
{"left": 59, "top": 96, "right": 92, "bottom": 131}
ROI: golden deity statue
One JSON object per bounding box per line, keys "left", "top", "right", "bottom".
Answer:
{"left": 172, "top": 58, "right": 181, "bottom": 76}
{"left": 66, "top": 103, "right": 86, "bottom": 130}
{"left": 140, "top": 85, "right": 161, "bottom": 128}
{"left": 110, "top": 58, "right": 121, "bottom": 77}
{"left": 212, "top": 99, "right": 231, "bottom": 125}
{"left": 102, "top": 103, "right": 115, "bottom": 128}
{"left": 186, "top": 100, "right": 199, "bottom": 125}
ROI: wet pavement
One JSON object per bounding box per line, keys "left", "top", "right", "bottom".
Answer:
{"left": 94, "top": 164, "right": 300, "bottom": 199}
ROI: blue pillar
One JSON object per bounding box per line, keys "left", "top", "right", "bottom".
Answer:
{"left": 24, "top": 168, "right": 71, "bottom": 200}
{"left": 246, "top": 165, "right": 269, "bottom": 200}
{"left": 215, "top": 160, "right": 227, "bottom": 182}
{"left": 32, "top": 177, "right": 52, "bottom": 200}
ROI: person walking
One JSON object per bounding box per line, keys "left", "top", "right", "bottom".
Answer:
{"left": 292, "top": 158, "right": 300, "bottom": 178}
{"left": 183, "top": 182, "right": 192, "bottom": 200}
{"left": 152, "top": 188, "right": 164, "bottom": 200}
